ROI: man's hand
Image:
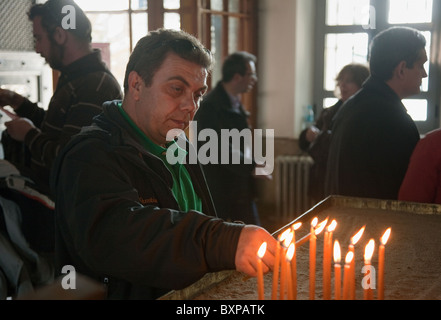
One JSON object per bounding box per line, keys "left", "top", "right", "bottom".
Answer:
{"left": 305, "top": 126, "right": 320, "bottom": 143}
{"left": 5, "top": 118, "right": 35, "bottom": 142}
{"left": 0, "top": 89, "right": 25, "bottom": 110}
{"left": 235, "top": 225, "right": 277, "bottom": 277}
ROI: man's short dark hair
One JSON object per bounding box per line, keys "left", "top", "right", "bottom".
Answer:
{"left": 369, "top": 27, "right": 426, "bottom": 81}
{"left": 29, "top": 0, "right": 92, "bottom": 43}
{"left": 123, "top": 28, "right": 214, "bottom": 93}
{"left": 222, "top": 51, "right": 257, "bottom": 83}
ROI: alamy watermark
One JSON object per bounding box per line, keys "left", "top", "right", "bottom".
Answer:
{"left": 61, "top": 265, "right": 76, "bottom": 290}
{"left": 361, "top": 265, "right": 376, "bottom": 290}
{"left": 61, "top": 5, "right": 76, "bottom": 30}
{"left": 361, "top": 5, "right": 376, "bottom": 30}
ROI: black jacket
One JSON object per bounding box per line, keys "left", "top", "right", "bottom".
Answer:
{"left": 325, "top": 77, "right": 420, "bottom": 200}
{"left": 193, "top": 82, "right": 256, "bottom": 222}
{"left": 51, "top": 101, "right": 244, "bottom": 299}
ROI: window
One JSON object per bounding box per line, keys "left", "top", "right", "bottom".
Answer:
{"left": 198, "top": 0, "right": 257, "bottom": 85}
{"left": 315, "top": 0, "right": 441, "bottom": 134}
{"left": 72, "top": 0, "right": 258, "bottom": 121}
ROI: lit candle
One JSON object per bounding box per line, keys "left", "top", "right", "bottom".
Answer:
{"left": 363, "top": 239, "right": 375, "bottom": 300}
{"left": 279, "top": 231, "right": 293, "bottom": 300}
{"left": 291, "top": 223, "right": 301, "bottom": 300}
{"left": 333, "top": 240, "right": 341, "bottom": 300}
{"left": 342, "top": 251, "right": 354, "bottom": 300}
{"left": 291, "top": 242, "right": 297, "bottom": 300}
{"left": 272, "top": 229, "right": 290, "bottom": 300}
{"left": 378, "top": 228, "right": 391, "bottom": 300}
{"left": 349, "top": 226, "right": 365, "bottom": 299}
{"left": 323, "top": 220, "right": 337, "bottom": 300}
{"left": 257, "top": 242, "right": 267, "bottom": 300}
{"left": 286, "top": 243, "right": 295, "bottom": 300}
{"left": 308, "top": 217, "right": 328, "bottom": 300}
{"left": 309, "top": 217, "right": 318, "bottom": 300}
{"left": 295, "top": 218, "right": 327, "bottom": 248}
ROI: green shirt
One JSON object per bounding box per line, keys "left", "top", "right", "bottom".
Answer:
{"left": 117, "top": 103, "right": 202, "bottom": 212}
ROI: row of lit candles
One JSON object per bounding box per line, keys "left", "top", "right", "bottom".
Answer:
{"left": 256, "top": 217, "right": 392, "bottom": 300}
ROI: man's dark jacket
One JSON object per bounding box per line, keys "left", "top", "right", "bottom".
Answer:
{"left": 193, "top": 82, "right": 256, "bottom": 223}
{"left": 325, "top": 76, "right": 420, "bottom": 200}
{"left": 50, "top": 101, "right": 244, "bottom": 300}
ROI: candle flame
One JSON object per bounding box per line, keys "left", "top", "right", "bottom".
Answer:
{"left": 345, "top": 251, "right": 354, "bottom": 264}
{"left": 278, "top": 229, "right": 291, "bottom": 242}
{"left": 283, "top": 231, "right": 294, "bottom": 248}
{"left": 258, "top": 242, "right": 267, "bottom": 259}
{"left": 381, "top": 228, "right": 391, "bottom": 245}
{"left": 311, "top": 217, "right": 318, "bottom": 228}
{"left": 364, "top": 239, "right": 375, "bottom": 262}
{"left": 315, "top": 218, "right": 328, "bottom": 235}
{"left": 292, "top": 222, "right": 302, "bottom": 231}
{"left": 333, "top": 240, "right": 341, "bottom": 264}
{"left": 350, "top": 225, "right": 366, "bottom": 245}
{"left": 327, "top": 219, "right": 337, "bottom": 233}
{"left": 286, "top": 243, "right": 295, "bottom": 261}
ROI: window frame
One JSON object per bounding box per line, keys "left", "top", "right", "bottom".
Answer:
{"left": 197, "top": 0, "right": 258, "bottom": 127}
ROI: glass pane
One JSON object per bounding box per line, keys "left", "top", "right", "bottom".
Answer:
{"left": 164, "top": 13, "right": 181, "bottom": 30}
{"left": 211, "top": 0, "right": 224, "bottom": 11}
{"left": 324, "top": 98, "right": 339, "bottom": 109}
{"left": 228, "top": 17, "right": 239, "bottom": 53}
{"left": 324, "top": 33, "right": 369, "bottom": 91}
{"left": 131, "top": 0, "right": 148, "bottom": 10}
{"left": 87, "top": 13, "right": 130, "bottom": 89}
{"left": 164, "top": 0, "right": 180, "bottom": 10}
{"left": 403, "top": 99, "right": 428, "bottom": 121}
{"left": 132, "top": 13, "right": 148, "bottom": 48}
{"left": 326, "top": 0, "right": 370, "bottom": 26}
{"left": 76, "top": 0, "right": 129, "bottom": 11}
{"left": 389, "top": 0, "right": 433, "bottom": 24}
{"left": 211, "top": 15, "right": 223, "bottom": 85}
{"left": 229, "top": 0, "right": 240, "bottom": 13}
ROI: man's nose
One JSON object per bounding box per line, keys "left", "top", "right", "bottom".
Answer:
{"left": 181, "top": 96, "right": 198, "bottom": 112}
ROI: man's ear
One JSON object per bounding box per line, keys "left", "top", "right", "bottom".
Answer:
{"left": 52, "top": 26, "right": 68, "bottom": 45}
{"left": 127, "top": 71, "right": 143, "bottom": 101}
{"left": 393, "top": 61, "right": 408, "bottom": 80}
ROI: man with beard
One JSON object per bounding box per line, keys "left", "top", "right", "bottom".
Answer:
{"left": 0, "top": 0, "right": 122, "bottom": 256}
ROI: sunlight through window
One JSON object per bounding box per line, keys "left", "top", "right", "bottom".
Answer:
{"left": 389, "top": 0, "right": 433, "bottom": 24}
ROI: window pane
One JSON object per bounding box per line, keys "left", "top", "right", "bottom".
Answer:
{"left": 324, "top": 98, "right": 339, "bottom": 109}
{"left": 131, "top": 0, "right": 147, "bottom": 10}
{"left": 211, "top": 0, "right": 224, "bottom": 11}
{"left": 132, "top": 13, "right": 148, "bottom": 48}
{"left": 211, "top": 15, "right": 223, "bottom": 85}
{"left": 403, "top": 99, "right": 428, "bottom": 121}
{"left": 164, "top": 0, "right": 180, "bottom": 10}
{"left": 324, "top": 33, "right": 368, "bottom": 91}
{"left": 228, "top": 17, "right": 239, "bottom": 53}
{"left": 164, "top": 12, "right": 181, "bottom": 30}
{"left": 76, "top": 0, "right": 129, "bottom": 11}
{"left": 389, "top": 0, "right": 433, "bottom": 24}
{"left": 326, "top": 0, "right": 370, "bottom": 26}
{"left": 87, "top": 13, "right": 130, "bottom": 88}
{"left": 229, "top": 0, "right": 240, "bottom": 13}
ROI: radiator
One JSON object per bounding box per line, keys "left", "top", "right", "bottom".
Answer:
{"left": 275, "top": 155, "right": 314, "bottom": 220}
